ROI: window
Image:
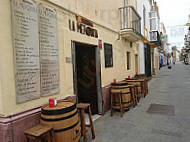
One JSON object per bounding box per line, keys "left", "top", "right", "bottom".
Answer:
{"left": 150, "top": 31, "right": 157, "bottom": 41}
{"left": 127, "top": 52, "right": 131, "bottom": 70}
{"left": 149, "top": 12, "right": 155, "bottom": 18}
{"left": 150, "top": 18, "right": 156, "bottom": 30}
{"left": 104, "top": 43, "right": 113, "bottom": 68}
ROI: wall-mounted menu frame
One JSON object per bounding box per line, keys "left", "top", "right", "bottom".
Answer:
{"left": 39, "top": 3, "right": 59, "bottom": 96}
{"left": 12, "top": 0, "right": 40, "bottom": 103}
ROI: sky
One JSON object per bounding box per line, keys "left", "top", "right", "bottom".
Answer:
{"left": 156, "top": 0, "right": 190, "bottom": 49}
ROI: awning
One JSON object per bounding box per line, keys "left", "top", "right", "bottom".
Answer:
{"left": 141, "top": 35, "right": 157, "bottom": 48}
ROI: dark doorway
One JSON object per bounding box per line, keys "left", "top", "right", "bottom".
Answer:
{"left": 144, "top": 44, "right": 152, "bottom": 77}
{"left": 75, "top": 42, "right": 98, "bottom": 114}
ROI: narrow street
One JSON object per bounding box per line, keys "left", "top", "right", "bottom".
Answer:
{"left": 89, "top": 62, "right": 190, "bottom": 142}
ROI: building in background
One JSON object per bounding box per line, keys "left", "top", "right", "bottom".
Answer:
{"left": 183, "top": 27, "right": 190, "bottom": 64}
{"left": 160, "top": 22, "right": 170, "bottom": 66}
{"left": 172, "top": 46, "right": 180, "bottom": 63}
{"left": 149, "top": 1, "right": 161, "bottom": 74}
{"left": 137, "top": 0, "right": 151, "bottom": 75}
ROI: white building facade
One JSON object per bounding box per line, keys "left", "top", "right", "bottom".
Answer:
{"left": 149, "top": 1, "right": 161, "bottom": 74}
{"left": 137, "top": 0, "right": 151, "bottom": 74}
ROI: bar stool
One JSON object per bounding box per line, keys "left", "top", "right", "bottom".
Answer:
{"left": 110, "top": 90, "right": 124, "bottom": 117}
{"left": 143, "top": 79, "right": 148, "bottom": 97}
{"left": 77, "top": 103, "right": 95, "bottom": 142}
{"left": 24, "top": 124, "right": 55, "bottom": 142}
{"left": 128, "top": 85, "right": 138, "bottom": 106}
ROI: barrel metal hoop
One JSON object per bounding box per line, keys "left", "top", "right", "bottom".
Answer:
{"left": 121, "top": 92, "right": 131, "bottom": 94}
{"left": 41, "top": 104, "right": 76, "bottom": 115}
{"left": 111, "top": 87, "right": 130, "bottom": 89}
{"left": 115, "top": 100, "right": 131, "bottom": 104}
{"left": 41, "top": 110, "right": 78, "bottom": 122}
{"left": 54, "top": 121, "right": 79, "bottom": 133}
{"left": 111, "top": 83, "right": 128, "bottom": 86}
{"left": 122, "top": 100, "right": 132, "bottom": 104}
{"left": 124, "top": 105, "right": 131, "bottom": 108}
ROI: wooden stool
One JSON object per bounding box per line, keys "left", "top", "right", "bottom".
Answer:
{"left": 77, "top": 103, "right": 95, "bottom": 142}
{"left": 110, "top": 90, "right": 124, "bottom": 117}
{"left": 24, "top": 124, "right": 55, "bottom": 142}
{"left": 143, "top": 79, "right": 148, "bottom": 97}
{"left": 128, "top": 85, "right": 138, "bottom": 107}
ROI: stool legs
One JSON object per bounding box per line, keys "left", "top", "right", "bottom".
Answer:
{"left": 78, "top": 104, "right": 95, "bottom": 142}
{"left": 80, "top": 109, "right": 87, "bottom": 142}
{"left": 50, "top": 129, "right": 55, "bottom": 142}
{"left": 24, "top": 135, "right": 29, "bottom": 142}
{"left": 130, "top": 87, "right": 135, "bottom": 108}
{"left": 88, "top": 106, "right": 95, "bottom": 139}
{"left": 134, "top": 87, "right": 138, "bottom": 105}
{"left": 118, "top": 94, "right": 123, "bottom": 117}
{"left": 141, "top": 82, "right": 146, "bottom": 98}
{"left": 111, "top": 93, "right": 113, "bottom": 117}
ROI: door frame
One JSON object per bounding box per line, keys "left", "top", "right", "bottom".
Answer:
{"left": 71, "top": 41, "right": 103, "bottom": 114}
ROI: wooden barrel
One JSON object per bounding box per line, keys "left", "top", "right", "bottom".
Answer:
{"left": 41, "top": 102, "right": 81, "bottom": 142}
{"left": 134, "top": 75, "right": 148, "bottom": 96}
{"left": 135, "top": 74, "right": 146, "bottom": 79}
{"left": 125, "top": 78, "right": 142, "bottom": 94}
{"left": 111, "top": 82, "right": 131, "bottom": 110}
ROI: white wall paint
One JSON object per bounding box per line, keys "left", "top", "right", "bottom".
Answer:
{"left": 137, "top": 0, "right": 151, "bottom": 74}
{"left": 139, "top": 41, "right": 145, "bottom": 73}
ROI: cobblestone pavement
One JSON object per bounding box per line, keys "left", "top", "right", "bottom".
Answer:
{"left": 87, "top": 62, "right": 190, "bottom": 142}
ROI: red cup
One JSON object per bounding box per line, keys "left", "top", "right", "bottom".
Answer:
{"left": 49, "top": 98, "right": 54, "bottom": 107}
{"left": 128, "top": 76, "right": 131, "bottom": 79}
{"left": 136, "top": 72, "right": 138, "bottom": 75}
{"left": 113, "top": 79, "right": 116, "bottom": 83}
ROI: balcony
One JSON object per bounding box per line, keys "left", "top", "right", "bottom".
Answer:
{"left": 150, "top": 31, "right": 161, "bottom": 46}
{"left": 119, "top": 6, "right": 141, "bottom": 41}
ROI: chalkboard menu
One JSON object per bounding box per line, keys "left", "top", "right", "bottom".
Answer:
{"left": 104, "top": 43, "right": 113, "bottom": 68}
{"left": 12, "top": 0, "right": 40, "bottom": 103}
{"left": 39, "top": 4, "right": 59, "bottom": 96}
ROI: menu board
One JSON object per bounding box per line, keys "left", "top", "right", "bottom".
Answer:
{"left": 39, "top": 4, "right": 59, "bottom": 96}
{"left": 104, "top": 43, "right": 113, "bottom": 68}
{"left": 12, "top": 0, "right": 40, "bottom": 103}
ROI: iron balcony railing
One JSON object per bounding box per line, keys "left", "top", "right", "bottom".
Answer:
{"left": 150, "top": 31, "right": 161, "bottom": 46}
{"left": 119, "top": 6, "right": 141, "bottom": 35}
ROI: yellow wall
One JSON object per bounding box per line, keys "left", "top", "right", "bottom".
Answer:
{"left": 46, "top": 0, "right": 122, "bottom": 32}
{"left": 0, "top": 75, "right": 2, "bottom": 115}
{"left": 0, "top": 0, "right": 138, "bottom": 116}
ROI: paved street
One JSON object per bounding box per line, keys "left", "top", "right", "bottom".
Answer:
{"left": 88, "top": 62, "right": 190, "bottom": 142}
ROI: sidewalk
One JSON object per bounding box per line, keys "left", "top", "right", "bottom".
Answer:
{"left": 87, "top": 62, "right": 190, "bottom": 142}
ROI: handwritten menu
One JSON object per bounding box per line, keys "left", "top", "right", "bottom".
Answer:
{"left": 39, "top": 4, "right": 59, "bottom": 96}
{"left": 12, "top": 0, "right": 40, "bottom": 103}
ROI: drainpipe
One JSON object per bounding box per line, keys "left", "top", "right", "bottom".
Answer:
{"left": 123, "top": 0, "right": 127, "bottom": 29}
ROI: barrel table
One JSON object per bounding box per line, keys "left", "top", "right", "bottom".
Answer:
{"left": 111, "top": 82, "right": 132, "bottom": 111}
{"left": 41, "top": 102, "right": 81, "bottom": 142}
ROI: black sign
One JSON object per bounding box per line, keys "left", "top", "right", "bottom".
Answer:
{"left": 69, "top": 19, "right": 98, "bottom": 38}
